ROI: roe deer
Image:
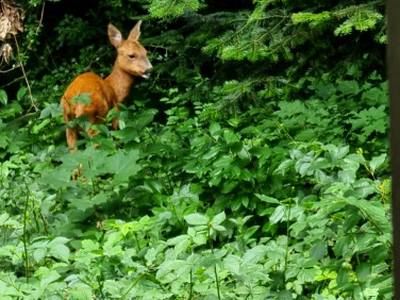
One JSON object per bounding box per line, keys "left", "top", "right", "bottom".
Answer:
{"left": 61, "top": 21, "right": 152, "bottom": 153}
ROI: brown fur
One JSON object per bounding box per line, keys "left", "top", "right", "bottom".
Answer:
{"left": 61, "top": 21, "right": 152, "bottom": 153}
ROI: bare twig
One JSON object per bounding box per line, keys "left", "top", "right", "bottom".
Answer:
{"left": 0, "top": 62, "right": 20, "bottom": 73}
{"left": 13, "top": 35, "right": 38, "bottom": 112}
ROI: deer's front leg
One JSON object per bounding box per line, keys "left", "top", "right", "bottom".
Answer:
{"left": 111, "top": 103, "right": 120, "bottom": 130}
{"left": 66, "top": 127, "right": 78, "bottom": 153}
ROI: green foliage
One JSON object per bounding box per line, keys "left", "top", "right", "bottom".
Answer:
{"left": 0, "top": 0, "right": 391, "bottom": 298}
{"left": 149, "top": 0, "right": 203, "bottom": 18}
{"left": 292, "top": 3, "right": 385, "bottom": 40}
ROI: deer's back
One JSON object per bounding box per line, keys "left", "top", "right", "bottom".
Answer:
{"left": 61, "top": 72, "right": 116, "bottom": 122}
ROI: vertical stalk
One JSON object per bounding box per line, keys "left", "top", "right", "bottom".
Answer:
{"left": 97, "top": 276, "right": 106, "bottom": 299}
{"left": 189, "top": 267, "right": 193, "bottom": 300}
{"left": 22, "top": 183, "right": 30, "bottom": 283}
{"left": 284, "top": 197, "right": 292, "bottom": 271}
{"left": 207, "top": 226, "right": 221, "bottom": 300}
{"left": 119, "top": 273, "right": 144, "bottom": 299}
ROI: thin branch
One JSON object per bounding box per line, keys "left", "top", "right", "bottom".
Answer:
{"left": 21, "top": 1, "right": 46, "bottom": 57}
{"left": 36, "top": 1, "right": 45, "bottom": 35}
{"left": 0, "top": 75, "right": 24, "bottom": 88}
{"left": 0, "top": 63, "right": 20, "bottom": 73}
{"left": 13, "top": 35, "right": 38, "bottom": 112}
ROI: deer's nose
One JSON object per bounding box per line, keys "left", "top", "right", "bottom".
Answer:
{"left": 143, "top": 68, "right": 153, "bottom": 79}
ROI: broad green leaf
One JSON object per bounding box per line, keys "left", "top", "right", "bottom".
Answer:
{"left": 255, "top": 193, "right": 281, "bottom": 204}
{"left": 343, "top": 212, "right": 361, "bottom": 232}
{"left": 298, "top": 268, "right": 318, "bottom": 283}
{"left": 356, "top": 263, "right": 371, "bottom": 282}
{"left": 81, "top": 240, "right": 100, "bottom": 251}
{"left": 369, "top": 153, "right": 386, "bottom": 173}
{"left": 16, "top": 86, "right": 28, "bottom": 101}
{"left": 70, "top": 93, "right": 92, "bottom": 104}
{"left": 69, "top": 197, "right": 94, "bottom": 211}
{"left": 223, "top": 129, "right": 240, "bottom": 144}
{"left": 243, "top": 245, "right": 267, "bottom": 264}
{"left": 336, "top": 146, "right": 350, "bottom": 158}
{"left": 49, "top": 243, "right": 70, "bottom": 262}
{"left": 171, "top": 185, "right": 200, "bottom": 206}
{"left": 104, "top": 149, "right": 141, "bottom": 182}
{"left": 310, "top": 242, "right": 327, "bottom": 260}
{"left": 68, "top": 286, "right": 93, "bottom": 300}
{"left": 337, "top": 80, "right": 360, "bottom": 95}
{"left": 212, "top": 225, "right": 226, "bottom": 232}
{"left": 337, "top": 268, "right": 351, "bottom": 286}
{"left": 35, "top": 268, "right": 61, "bottom": 285}
{"left": 209, "top": 122, "right": 221, "bottom": 138}
{"left": 167, "top": 235, "right": 191, "bottom": 253}
{"left": 40, "top": 103, "right": 63, "bottom": 119}
{"left": 346, "top": 197, "right": 390, "bottom": 232}
{"left": 333, "top": 236, "right": 352, "bottom": 257}
{"left": 203, "top": 147, "right": 220, "bottom": 160}
{"left": 145, "top": 248, "right": 158, "bottom": 265}
{"left": 238, "top": 145, "right": 251, "bottom": 160}
{"left": 212, "top": 211, "right": 226, "bottom": 225}
{"left": 33, "top": 248, "right": 47, "bottom": 262}
{"left": 0, "top": 134, "right": 8, "bottom": 149}
{"left": 40, "top": 168, "right": 72, "bottom": 189}
{"left": 103, "top": 244, "right": 122, "bottom": 256}
{"left": 362, "top": 87, "right": 387, "bottom": 106}
{"left": 69, "top": 114, "right": 92, "bottom": 131}
{"left": 338, "top": 168, "right": 356, "bottom": 184}
{"left": 156, "top": 260, "right": 187, "bottom": 283}
{"left": 0, "top": 89, "right": 7, "bottom": 105}
{"left": 270, "top": 205, "right": 285, "bottom": 224}
{"left": 192, "top": 232, "right": 207, "bottom": 245}
{"left": 285, "top": 266, "right": 300, "bottom": 280}
{"left": 212, "top": 155, "right": 234, "bottom": 168}
{"left": 32, "top": 119, "right": 51, "bottom": 134}
{"left": 134, "top": 109, "right": 157, "bottom": 130}
{"left": 184, "top": 213, "right": 209, "bottom": 225}
{"left": 48, "top": 236, "right": 70, "bottom": 245}
{"left": 0, "top": 213, "right": 10, "bottom": 225}
{"left": 354, "top": 234, "right": 375, "bottom": 253}
{"left": 104, "top": 231, "right": 123, "bottom": 248}
{"left": 344, "top": 153, "right": 365, "bottom": 164}
{"left": 48, "top": 237, "right": 71, "bottom": 262}
{"left": 223, "top": 254, "right": 241, "bottom": 274}
{"left": 298, "top": 162, "right": 311, "bottom": 176}
{"left": 315, "top": 83, "right": 336, "bottom": 100}
{"left": 92, "top": 193, "right": 108, "bottom": 205}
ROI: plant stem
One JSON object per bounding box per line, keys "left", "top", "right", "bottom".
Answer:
{"left": 119, "top": 273, "right": 145, "bottom": 299}
{"left": 284, "top": 197, "right": 292, "bottom": 271}
{"left": 23, "top": 183, "right": 30, "bottom": 283}
{"left": 213, "top": 264, "right": 221, "bottom": 300}
{"left": 189, "top": 267, "right": 193, "bottom": 300}
{"left": 97, "top": 276, "right": 106, "bottom": 299}
{"left": 208, "top": 226, "right": 221, "bottom": 300}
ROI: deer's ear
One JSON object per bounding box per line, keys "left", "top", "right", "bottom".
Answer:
{"left": 128, "top": 21, "right": 142, "bottom": 41}
{"left": 108, "top": 24, "right": 123, "bottom": 48}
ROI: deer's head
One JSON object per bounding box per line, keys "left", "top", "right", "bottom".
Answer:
{"left": 108, "top": 21, "right": 153, "bottom": 79}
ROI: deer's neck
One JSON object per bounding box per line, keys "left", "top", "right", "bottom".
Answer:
{"left": 105, "top": 65, "right": 135, "bottom": 103}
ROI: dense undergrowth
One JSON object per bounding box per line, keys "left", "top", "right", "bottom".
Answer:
{"left": 0, "top": 0, "right": 391, "bottom": 299}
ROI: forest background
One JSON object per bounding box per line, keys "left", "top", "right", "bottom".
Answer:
{"left": 0, "top": 0, "right": 391, "bottom": 299}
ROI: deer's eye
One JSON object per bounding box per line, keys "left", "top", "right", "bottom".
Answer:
{"left": 128, "top": 54, "right": 136, "bottom": 60}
